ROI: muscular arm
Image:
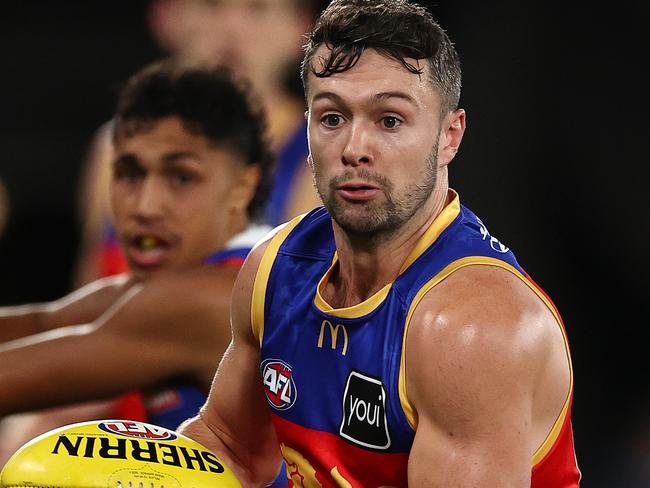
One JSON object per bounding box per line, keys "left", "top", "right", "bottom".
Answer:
{"left": 0, "top": 266, "right": 235, "bottom": 416}
{"left": 178, "top": 241, "right": 281, "bottom": 487}
{"left": 406, "top": 265, "right": 570, "bottom": 487}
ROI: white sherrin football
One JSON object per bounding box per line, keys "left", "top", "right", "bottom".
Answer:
{"left": 0, "top": 420, "right": 242, "bottom": 488}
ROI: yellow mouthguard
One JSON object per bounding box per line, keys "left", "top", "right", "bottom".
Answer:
{"left": 141, "top": 237, "right": 157, "bottom": 249}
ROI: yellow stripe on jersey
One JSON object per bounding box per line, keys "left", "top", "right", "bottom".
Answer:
{"left": 398, "top": 256, "right": 573, "bottom": 466}
{"left": 314, "top": 257, "right": 393, "bottom": 318}
{"left": 399, "top": 189, "right": 461, "bottom": 273}
{"left": 313, "top": 191, "right": 461, "bottom": 319}
{"left": 251, "top": 215, "right": 305, "bottom": 346}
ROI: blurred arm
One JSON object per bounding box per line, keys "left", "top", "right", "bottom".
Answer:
{"left": 0, "top": 400, "right": 117, "bottom": 468}
{"left": 178, "top": 241, "right": 282, "bottom": 487}
{"left": 0, "top": 304, "right": 48, "bottom": 343}
{"left": 0, "top": 266, "right": 234, "bottom": 417}
{"left": 0, "top": 274, "right": 127, "bottom": 344}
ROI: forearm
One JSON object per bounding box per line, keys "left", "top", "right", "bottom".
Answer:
{"left": 178, "top": 414, "right": 260, "bottom": 487}
{"left": 0, "top": 326, "right": 152, "bottom": 416}
{"left": 179, "top": 411, "right": 283, "bottom": 488}
{"left": 0, "top": 305, "right": 46, "bottom": 343}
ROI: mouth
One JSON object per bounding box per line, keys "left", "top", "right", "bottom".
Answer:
{"left": 336, "top": 182, "right": 381, "bottom": 202}
{"left": 125, "top": 234, "right": 172, "bottom": 270}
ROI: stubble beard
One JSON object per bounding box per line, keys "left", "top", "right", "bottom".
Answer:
{"left": 315, "top": 146, "right": 439, "bottom": 247}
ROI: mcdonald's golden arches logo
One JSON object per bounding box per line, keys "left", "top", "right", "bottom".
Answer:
{"left": 317, "top": 320, "right": 348, "bottom": 356}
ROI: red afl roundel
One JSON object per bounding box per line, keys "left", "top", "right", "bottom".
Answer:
{"left": 261, "top": 359, "right": 297, "bottom": 410}
{"left": 98, "top": 420, "right": 178, "bottom": 440}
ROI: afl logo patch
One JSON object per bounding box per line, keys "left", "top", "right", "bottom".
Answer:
{"left": 261, "top": 359, "right": 297, "bottom": 411}
{"left": 98, "top": 421, "right": 177, "bottom": 441}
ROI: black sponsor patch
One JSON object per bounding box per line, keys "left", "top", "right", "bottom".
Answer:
{"left": 339, "top": 370, "right": 391, "bottom": 450}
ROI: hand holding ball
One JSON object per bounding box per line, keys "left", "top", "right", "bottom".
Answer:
{"left": 0, "top": 420, "right": 241, "bottom": 487}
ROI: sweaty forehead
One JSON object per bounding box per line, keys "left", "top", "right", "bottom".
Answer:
{"left": 307, "top": 46, "right": 437, "bottom": 108}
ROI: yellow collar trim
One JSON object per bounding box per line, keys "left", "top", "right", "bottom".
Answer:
{"left": 314, "top": 190, "right": 461, "bottom": 319}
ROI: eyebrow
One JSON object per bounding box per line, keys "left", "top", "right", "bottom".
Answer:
{"left": 311, "top": 90, "right": 419, "bottom": 109}
{"left": 371, "top": 91, "right": 418, "bottom": 107}
{"left": 161, "top": 151, "right": 201, "bottom": 164}
{"left": 113, "top": 151, "right": 201, "bottom": 167}
{"left": 311, "top": 91, "right": 350, "bottom": 111}
{"left": 113, "top": 154, "right": 139, "bottom": 167}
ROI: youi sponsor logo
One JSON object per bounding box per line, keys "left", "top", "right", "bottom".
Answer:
{"left": 339, "top": 370, "right": 391, "bottom": 450}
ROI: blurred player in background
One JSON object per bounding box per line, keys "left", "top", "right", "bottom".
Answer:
{"left": 3, "top": 4, "right": 320, "bottom": 484}
{"left": 0, "top": 60, "right": 272, "bottom": 467}
{"left": 77, "top": 0, "right": 322, "bottom": 285}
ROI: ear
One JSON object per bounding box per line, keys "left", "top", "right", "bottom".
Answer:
{"left": 437, "top": 109, "right": 466, "bottom": 168}
{"left": 229, "top": 164, "right": 262, "bottom": 214}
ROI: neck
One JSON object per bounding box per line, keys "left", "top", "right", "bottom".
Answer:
{"left": 227, "top": 212, "right": 249, "bottom": 244}
{"left": 325, "top": 181, "right": 450, "bottom": 308}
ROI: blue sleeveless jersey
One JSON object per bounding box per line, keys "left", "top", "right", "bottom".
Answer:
{"left": 252, "top": 191, "right": 578, "bottom": 487}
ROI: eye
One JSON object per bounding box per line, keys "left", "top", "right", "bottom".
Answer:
{"left": 171, "top": 171, "right": 194, "bottom": 187}
{"left": 322, "top": 113, "right": 344, "bottom": 128}
{"left": 114, "top": 163, "right": 144, "bottom": 183}
{"left": 381, "top": 116, "right": 401, "bottom": 129}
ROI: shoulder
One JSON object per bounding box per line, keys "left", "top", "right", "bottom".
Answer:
{"left": 406, "top": 264, "right": 561, "bottom": 408}
{"left": 410, "top": 263, "right": 557, "bottom": 348}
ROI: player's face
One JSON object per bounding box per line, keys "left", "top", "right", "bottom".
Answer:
{"left": 110, "top": 116, "right": 253, "bottom": 280}
{"left": 306, "top": 48, "right": 448, "bottom": 241}
{"left": 163, "top": 0, "right": 309, "bottom": 89}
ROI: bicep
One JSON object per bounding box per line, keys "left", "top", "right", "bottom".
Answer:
{"left": 201, "top": 329, "right": 276, "bottom": 451}
{"left": 405, "top": 272, "right": 544, "bottom": 486}
{"left": 408, "top": 392, "right": 532, "bottom": 487}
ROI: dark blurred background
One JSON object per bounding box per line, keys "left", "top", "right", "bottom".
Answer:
{"left": 0, "top": 1, "right": 647, "bottom": 485}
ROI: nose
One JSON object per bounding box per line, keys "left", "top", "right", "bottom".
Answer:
{"left": 342, "top": 121, "right": 372, "bottom": 167}
{"left": 134, "top": 176, "right": 166, "bottom": 221}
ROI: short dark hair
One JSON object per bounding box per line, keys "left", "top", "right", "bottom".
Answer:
{"left": 114, "top": 59, "right": 273, "bottom": 221}
{"left": 301, "top": 0, "right": 461, "bottom": 114}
